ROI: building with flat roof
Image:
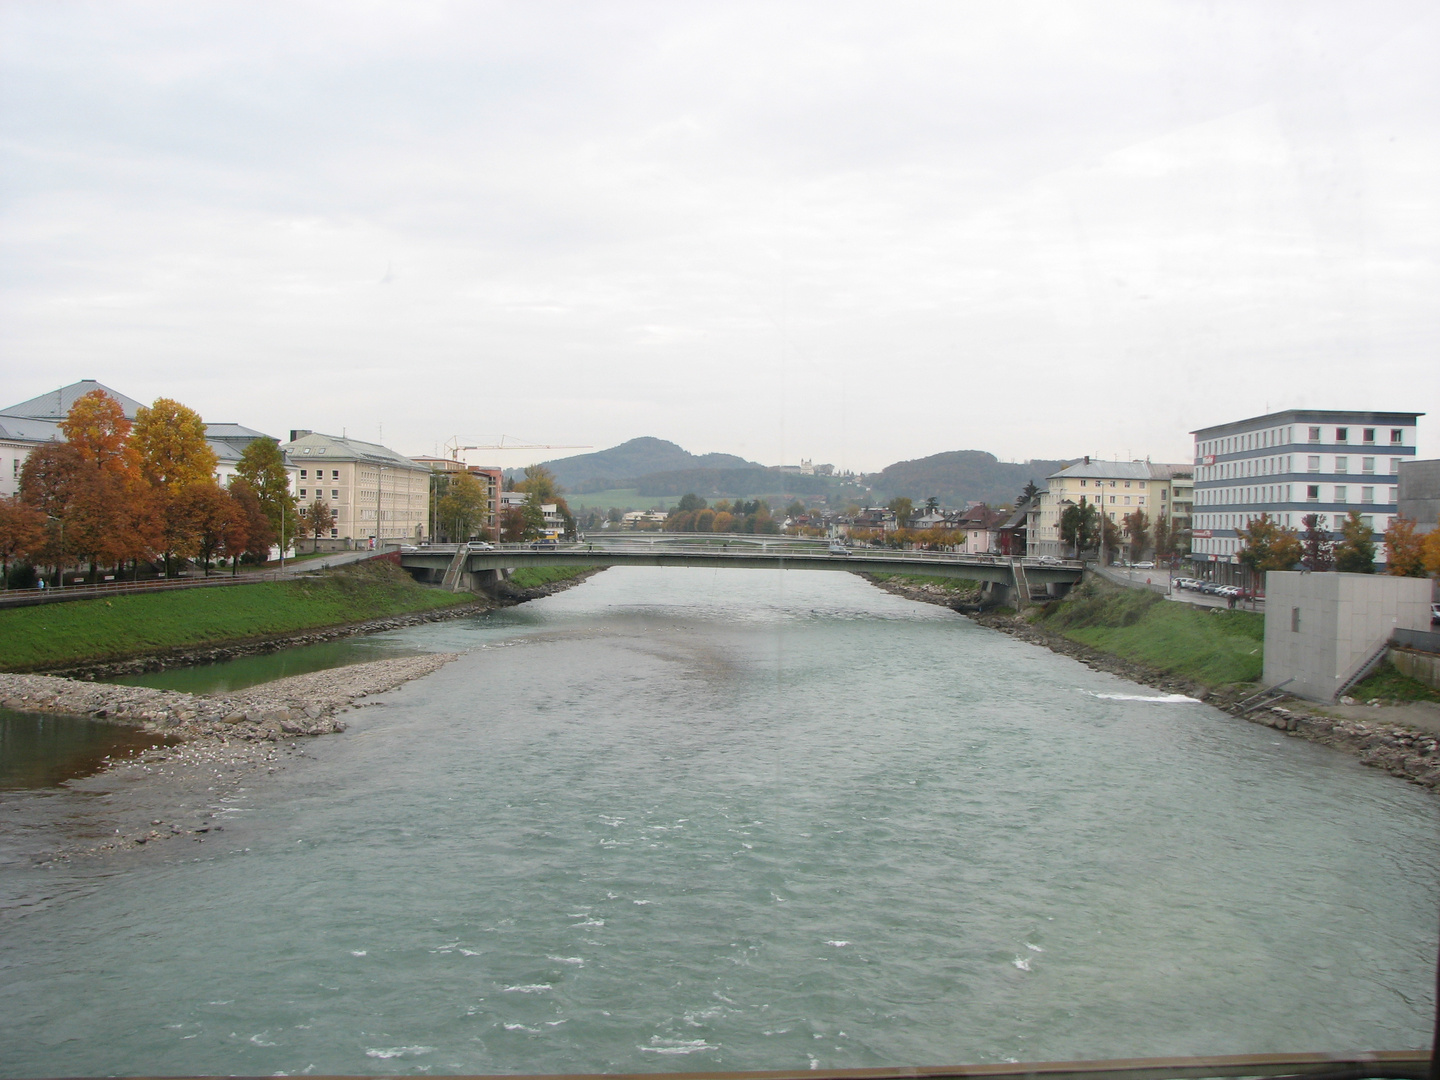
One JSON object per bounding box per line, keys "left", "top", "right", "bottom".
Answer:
{"left": 1190, "top": 409, "right": 1422, "bottom": 574}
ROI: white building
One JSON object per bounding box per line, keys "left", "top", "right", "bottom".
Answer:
{"left": 1, "top": 379, "right": 283, "bottom": 497}
{"left": 1190, "top": 410, "right": 1422, "bottom": 572}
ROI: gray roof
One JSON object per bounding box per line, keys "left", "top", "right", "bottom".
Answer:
{"left": 0, "top": 412, "right": 64, "bottom": 443}
{"left": 1048, "top": 459, "right": 1154, "bottom": 481}
{"left": 281, "top": 431, "right": 425, "bottom": 470}
{"left": 2, "top": 379, "right": 146, "bottom": 420}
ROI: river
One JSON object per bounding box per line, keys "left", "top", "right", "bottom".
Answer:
{"left": 0, "top": 567, "right": 1435, "bottom": 1076}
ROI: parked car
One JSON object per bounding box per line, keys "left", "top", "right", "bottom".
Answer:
{"left": 1134, "top": 561, "right": 1154, "bottom": 570}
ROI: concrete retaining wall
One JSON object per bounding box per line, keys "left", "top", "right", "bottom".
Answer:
{"left": 1390, "top": 647, "right": 1440, "bottom": 692}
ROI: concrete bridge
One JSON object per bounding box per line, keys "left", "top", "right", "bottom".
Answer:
{"left": 395, "top": 536, "right": 1082, "bottom": 608}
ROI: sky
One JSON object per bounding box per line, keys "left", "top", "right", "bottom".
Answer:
{"left": 2, "top": 1, "right": 1436, "bottom": 474}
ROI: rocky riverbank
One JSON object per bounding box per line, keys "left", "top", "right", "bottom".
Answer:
{"left": 864, "top": 573, "right": 1440, "bottom": 792}
{"left": 1, "top": 654, "right": 460, "bottom": 862}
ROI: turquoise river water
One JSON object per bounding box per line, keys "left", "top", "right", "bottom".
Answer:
{"left": 0, "top": 567, "right": 1436, "bottom": 1076}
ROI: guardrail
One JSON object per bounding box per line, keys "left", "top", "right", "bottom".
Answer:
{"left": 408, "top": 542, "right": 1082, "bottom": 570}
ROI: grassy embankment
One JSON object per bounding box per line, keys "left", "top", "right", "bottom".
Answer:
{"left": 1031, "top": 579, "right": 1264, "bottom": 687}
{"left": 507, "top": 565, "right": 593, "bottom": 589}
{"left": 1349, "top": 661, "right": 1440, "bottom": 703}
{"left": 868, "top": 573, "right": 981, "bottom": 595}
{"left": 0, "top": 561, "right": 473, "bottom": 672}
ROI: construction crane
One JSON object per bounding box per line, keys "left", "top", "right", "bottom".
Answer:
{"left": 444, "top": 436, "right": 591, "bottom": 462}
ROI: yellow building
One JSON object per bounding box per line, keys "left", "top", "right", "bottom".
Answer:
{"left": 283, "top": 430, "right": 430, "bottom": 547}
{"left": 1029, "top": 457, "right": 1191, "bottom": 558}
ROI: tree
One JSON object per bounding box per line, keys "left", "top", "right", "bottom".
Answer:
{"left": 499, "top": 507, "right": 526, "bottom": 542}
{"left": 18, "top": 442, "right": 86, "bottom": 583}
{"left": 186, "top": 483, "right": 247, "bottom": 576}
{"left": 521, "top": 492, "right": 546, "bottom": 539}
{"left": 1300, "top": 513, "right": 1333, "bottom": 571}
{"left": 786, "top": 499, "right": 806, "bottom": 519}
{"left": 1018, "top": 480, "right": 1041, "bottom": 505}
{"left": 888, "top": 497, "right": 913, "bottom": 529}
{"left": 437, "top": 472, "right": 489, "bottom": 541}
{"left": 299, "top": 498, "right": 336, "bottom": 541}
{"left": 0, "top": 495, "right": 45, "bottom": 588}
{"left": 227, "top": 478, "right": 275, "bottom": 568}
{"left": 515, "top": 464, "right": 559, "bottom": 502}
{"left": 1100, "top": 515, "right": 1122, "bottom": 563}
{"left": 1334, "top": 509, "right": 1375, "bottom": 574}
{"left": 1382, "top": 516, "right": 1426, "bottom": 577}
{"left": 1237, "top": 514, "right": 1303, "bottom": 577}
{"left": 60, "top": 389, "right": 140, "bottom": 478}
{"left": 923, "top": 496, "right": 940, "bottom": 513}
{"left": 1422, "top": 527, "right": 1440, "bottom": 578}
{"left": 1153, "top": 515, "right": 1173, "bottom": 563}
{"left": 1059, "top": 501, "right": 1098, "bottom": 556}
{"left": 133, "top": 398, "right": 218, "bottom": 490}
{"left": 675, "top": 492, "right": 707, "bottom": 514}
{"left": 236, "top": 437, "right": 297, "bottom": 551}
{"left": 1122, "top": 508, "right": 1150, "bottom": 563}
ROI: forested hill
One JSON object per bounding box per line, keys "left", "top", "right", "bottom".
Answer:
{"left": 527, "top": 437, "right": 759, "bottom": 492}
{"left": 865, "top": 451, "right": 1075, "bottom": 507}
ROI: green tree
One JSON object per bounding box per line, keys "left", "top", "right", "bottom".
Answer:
{"left": 888, "top": 496, "right": 913, "bottom": 529}
{"left": 1382, "top": 515, "right": 1426, "bottom": 577}
{"left": 236, "top": 437, "right": 298, "bottom": 551}
{"left": 1237, "top": 514, "right": 1303, "bottom": 576}
{"left": 521, "top": 493, "right": 546, "bottom": 540}
{"left": 1018, "top": 480, "right": 1041, "bottom": 505}
{"left": 133, "top": 398, "right": 218, "bottom": 490}
{"left": 1153, "top": 515, "right": 1173, "bottom": 562}
{"left": 786, "top": 499, "right": 806, "bottom": 518}
{"left": 516, "top": 464, "right": 559, "bottom": 502}
{"left": 1059, "top": 501, "right": 1098, "bottom": 556}
{"left": 1122, "top": 508, "right": 1150, "bottom": 563}
{"left": 1334, "top": 509, "right": 1375, "bottom": 574}
{"left": 923, "top": 496, "right": 940, "bottom": 513}
{"left": 1300, "top": 513, "right": 1333, "bottom": 571}
{"left": 1100, "top": 515, "right": 1122, "bottom": 563}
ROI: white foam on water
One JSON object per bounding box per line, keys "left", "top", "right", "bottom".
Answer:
{"left": 638, "top": 1037, "right": 718, "bottom": 1054}
{"left": 502, "top": 984, "right": 552, "bottom": 993}
{"left": 1086, "top": 691, "right": 1201, "bottom": 703}
{"left": 459, "top": 949, "right": 481, "bottom": 956}
{"left": 1012, "top": 956, "right": 1032, "bottom": 971}
{"left": 503, "top": 1024, "right": 541, "bottom": 1033}
{"left": 633, "top": 899, "right": 652, "bottom": 905}
{"left": 365, "top": 1046, "right": 434, "bottom": 1059}
{"left": 824, "top": 940, "right": 850, "bottom": 947}
{"left": 1025, "top": 942, "right": 1044, "bottom": 952}
{"left": 349, "top": 950, "right": 367, "bottom": 957}
{"left": 571, "top": 917, "right": 604, "bottom": 927}
{"left": 548, "top": 955, "right": 584, "bottom": 965}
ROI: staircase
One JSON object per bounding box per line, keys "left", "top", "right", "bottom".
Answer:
{"left": 440, "top": 548, "right": 469, "bottom": 592}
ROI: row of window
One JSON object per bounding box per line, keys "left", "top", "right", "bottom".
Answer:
{"left": 1197, "top": 424, "right": 1406, "bottom": 458}
{"left": 298, "top": 489, "right": 341, "bottom": 500}
{"left": 1197, "top": 484, "right": 1397, "bottom": 506}
{"left": 299, "top": 469, "right": 341, "bottom": 480}
{"left": 1197, "top": 512, "right": 1385, "bottom": 531}
{"left": 1197, "top": 454, "right": 1403, "bottom": 482}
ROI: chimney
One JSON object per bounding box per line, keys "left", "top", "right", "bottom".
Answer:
{"left": 289, "top": 429, "right": 312, "bottom": 443}
{"left": 1083, "top": 455, "right": 1090, "bottom": 466}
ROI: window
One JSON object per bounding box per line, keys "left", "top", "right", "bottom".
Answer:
{"left": 1124, "top": 480, "right": 1131, "bottom": 488}
{"left": 332, "top": 470, "right": 340, "bottom": 480}
{"left": 1124, "top": 496, "right": 1131, "bottom": 505}
{"left": 1360, "top": 515, "right": 1373, "bottom": 529}
{"left": 1335, "top": 486, "right": 1348, "bottom": 502}
{"left": 1391, "top": 458, "right": 1401, "bottom": 473}
{"left": 1363, "top": 428, "right": 1375, "bottom": 443}
{"left": 300, "top": 469, "right": 308, "bottom": 479}
{"left": 1361, "top": 487, "right": 1374, "bottom": 504}
{"left": 1335, "top": 427, "right": 1348, "bottom": 442}
{"left": 1080, "top": 479, "right": 1087, "bottom": 487}
{"left": 332, "top": 489, "right": 339, "bottom": 499}
{"left": 299, "top": 488, "right": 307, "bottom": 498}
{"left": 1389, "top": 487, "right": 1397, "bottom": 503}
{"left": 1138, "top": 497, "right": 1146, "bottom": 506}
{"left": 330, "top": 528, "right": 339, "bottom": 538}
{"left": 1335, "top": 456, "right": 1347, "bottom": 473}
{"left": 1108, "top": 480, "right": 1116, "bottom": 487}
{"left": 1108, "top": 495, "right": 1115, "bottom": 504}
{"left": 1307, "top": 455, "right": 1320, "bottom": 472}
{"left": 1362, "top": 457, "right": 1374, "bottom": 473}
{"left": 1307, "top": 485, "right": 1320, "bottom": 501}
{"left": 1391, "top": 429, "right": 1404, "bottom": 443}
{"left": 1291, "top": 608, "right": 1301, "bottom": 633}
{"left": 1308, "top": 426, "right": 1321, "bottom": 441}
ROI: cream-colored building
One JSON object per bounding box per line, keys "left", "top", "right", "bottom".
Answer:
{"left": 283, "top": 430, "right": 430, "bottom": 544}
{"left": 1029, "top": 457, "right": 1191, "bottom": 558}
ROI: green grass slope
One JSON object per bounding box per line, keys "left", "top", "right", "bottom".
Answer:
{"left": 507, "top": 565, "right": 592, "bottom": 589}
{"left": 0, "top": 562, "right": 472, "bottom": 672}
{"left": 1035, "top": 581, "right": 1264, "bottom": 687}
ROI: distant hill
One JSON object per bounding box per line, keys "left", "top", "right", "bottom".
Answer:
{"left": 525, "top": 437, "right": 758, "bottom": 493}
{"left": 865, "top": 451, "right": 1074, "bottom": 508}
{"left": 636, "top": 467, "right": 833, "bottom": 499}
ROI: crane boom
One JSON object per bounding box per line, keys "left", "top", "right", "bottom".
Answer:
{"left": 444, "top": 436, "right": 592, "bottom": 460}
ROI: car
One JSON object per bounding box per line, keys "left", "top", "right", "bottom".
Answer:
{"left": 1134, "top": 561, "right": 1154, "bottom": 570}
{"left": 466, "top": 541, "right": 495, "bottom": 550}
{"left": 1432, "top": 603, "right": 1440, "bottom": 625}
{"left": 529, "top": 538, "right": 557, "bottom": 549}
{"left": 827, "top": 542, "right": 851, "bottom": 556}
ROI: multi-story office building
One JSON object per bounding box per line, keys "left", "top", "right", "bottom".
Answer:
{"left": 1190, "top": 410, "right": 1422, "bottom": 572}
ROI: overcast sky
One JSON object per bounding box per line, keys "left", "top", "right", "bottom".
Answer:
{"left": 2, "top": 1, "right": 1436, "bottom": 474}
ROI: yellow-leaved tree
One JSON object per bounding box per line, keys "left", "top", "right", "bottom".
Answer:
{"left": 133, "top": 398, "right": 218, "bottom": 490}
{"left": 1382, "top": 516, "right": 1426, "bottom": 577}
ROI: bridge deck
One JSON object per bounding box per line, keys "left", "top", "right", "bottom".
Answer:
{"left": 398, "top": 543, "right": 1082, "bottom": 588}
